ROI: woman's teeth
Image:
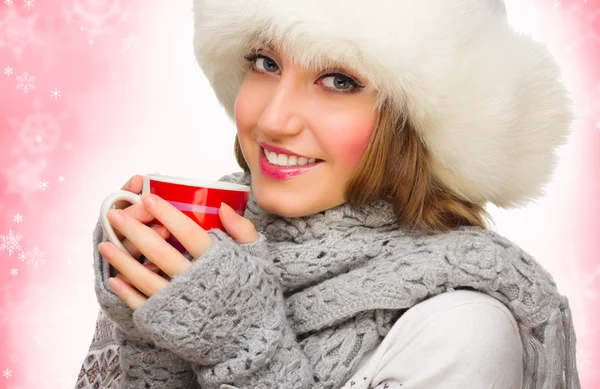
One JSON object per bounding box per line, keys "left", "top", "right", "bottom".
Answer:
{"left": 263, "top": 148, "right": 318, "bottom": 167}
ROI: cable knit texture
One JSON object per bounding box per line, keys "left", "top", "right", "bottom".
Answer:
{"left": 82, "top": 171, "right": 580, "bottom": 389}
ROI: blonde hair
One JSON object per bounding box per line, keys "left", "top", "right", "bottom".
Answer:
{"left": 233, "top": 99, "right": 495, "bottom": 235}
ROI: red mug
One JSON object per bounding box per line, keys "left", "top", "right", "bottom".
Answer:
{"left": 99, "top": 173, "right": 251, "bottom": 256}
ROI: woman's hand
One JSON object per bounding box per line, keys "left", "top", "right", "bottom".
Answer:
{"left": 108, "top": 175, "right": 172, "bottom": 280}
{"left": 98, "top": 192, "right": 259, "bottom": 311}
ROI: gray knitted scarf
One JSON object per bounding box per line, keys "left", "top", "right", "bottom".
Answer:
{"left": 80, "top": 171, "right": 580, "bottom": 389}
{"left": 218, "top": 172, "right": 580, "bottom": 389}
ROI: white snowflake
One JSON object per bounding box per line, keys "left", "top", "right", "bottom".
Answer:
{"left": 50, "top": 88, "right": 60, "bottom": 99}
{"left": 23, "top": 0, "right": 33, "bottom": 9}
{"left": 3, "top": 157, "right": 47, "bottom": 198}
{"left": 15, "top": 71, "right": 35, "bottom": 93}
{"left": 26, "top": 246, "right": 46, "bottom": 270}
{"left": 8, "top": 105, "right": 64, "bottom": 156}
{"left": 9, "top": 268, "right": 17, "bottom": 276}
{"left": 3, "top": 66, "right": 12, "bottom": 76}
{"left": 63, "top": 0, "right": 128, "bottom": 38}
{"left": 35, "top": 136, "right": 41, "bottom": 142}
{"left": 39, "top": 180, "right": 49, "bottom": 190}
{"left": 122, "top": 34, "right": 139, "bottom": 55}
{"left": 13, "top": 214, "right": 22, "bottom": 224}
{"left": 18, "top": 251, "right": 26, "bottom": 262}
{"left": 0, "top": 10, "right": 41, "bottom": 61}
{"left": 58, "top": 175, "right": 65, "bottom": 182}
{"left": 4, "top": 0, "right": 13, "bottom": 5}
{"left": 0, "top": 229, "right": 23, "bottom": 257}
{"left": 2, "top": 368, "right": 11, "bottom": 378}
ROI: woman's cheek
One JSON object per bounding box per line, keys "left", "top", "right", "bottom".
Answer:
{"left": 234, "top": 92, "right": 252, "bottom": 134}
{"left": 322, "top": 115, "right": 376, "bottom": 168}
{"left": 234, "top": 78, "right": 261, "bottom": 135}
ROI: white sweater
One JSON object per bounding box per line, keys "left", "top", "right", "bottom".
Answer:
{"left": 341, "top": 290, "right": 524, "bottom": 389}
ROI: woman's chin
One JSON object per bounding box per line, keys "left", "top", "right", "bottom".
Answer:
{"left": 251, "top": 182, "right": 313, "bottom": 218}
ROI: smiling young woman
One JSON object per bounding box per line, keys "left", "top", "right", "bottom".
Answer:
{"left": 78, "top": 1, "right": 580, "bottom": 388}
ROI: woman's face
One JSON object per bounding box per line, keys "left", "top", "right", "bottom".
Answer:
{"left": 234, "top": 47, "right": 379, "bottom": 218}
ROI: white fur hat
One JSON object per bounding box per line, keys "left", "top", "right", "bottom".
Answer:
{"left": 192, "top": 0, "right": 575, "bottom": 209}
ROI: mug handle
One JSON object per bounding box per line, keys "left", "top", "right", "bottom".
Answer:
{"left": 99, "top": 190, "right": 143, "bottom": 255}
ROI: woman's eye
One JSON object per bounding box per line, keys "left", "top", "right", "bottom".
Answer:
{"left": 321, "top": 75, "right": 357, "bottom": 91}
{"left": 255, "top": 56, "right": 280, "bottom": 73}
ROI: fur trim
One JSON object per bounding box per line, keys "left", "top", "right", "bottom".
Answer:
{"left": 192, "top": 0, "right": 575, "bottom": 208}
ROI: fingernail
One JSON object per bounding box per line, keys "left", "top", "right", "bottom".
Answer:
{"left": 99, "top": 242, "right": 114, "bottom": 256}
{"left": 143, "top": 194, "right": 157, "bottom": 208}
{"left": 108, "top": 209, "right": 125, "bottom": 226}
{"left": 220, "top": 202, "right": 232, "bottom": 214}
{"left": 220, "top": 202, "right": 239, "bottom": 223}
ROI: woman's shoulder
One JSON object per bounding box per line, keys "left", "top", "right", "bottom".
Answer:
{"left": 385, "top": 289, "right": 523, "bottom": 366}
{"left": 386, "top": 290, "right": 522, "bottom": 369}
{"left": 402, "top": 289, "right": 520, "bottom": 336}
{"left": 353, "top": 290, "right": 524, "bottom": 388}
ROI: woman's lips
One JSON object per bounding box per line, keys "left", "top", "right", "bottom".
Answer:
{"left": 259, "top": 147, "right": 323, "bottom": 180}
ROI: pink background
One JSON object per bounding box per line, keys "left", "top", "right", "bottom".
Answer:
{"left": 0, "top": 0, "right": 598, "bottom": 387}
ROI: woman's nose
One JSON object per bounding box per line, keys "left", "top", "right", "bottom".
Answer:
{"left": 257, "top": 77, "right": 306, "bottom": 137}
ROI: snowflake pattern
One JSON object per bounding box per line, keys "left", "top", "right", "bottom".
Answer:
{"left": 35, "top": 136, "right": 41, "bottom": 142}
{"left": 340, "top": 377, "right": 406, "bottom": 389}
{"left": 62, "top": 0, "right": 129, "bottom": 38}
{"left": 25, "top": 246, "right": 46, "bottom": 270}
{"left": 3, "top": 66, "right": 12, "bottom": 76}
{"left": 58, "top": 175, "right": 65, "bottom": 182}
{"left": 50, "top": 88, "right": 61, "bottom": 99}
{"left": 0, "top": 10, "right": 40, "bottom": 61}
{"left": 0, "top": 229, "right": 23, "bottom": 257}
{"left": 23, "top": 0, "right": 33, "bottom": 9}
{"left": 122, "top": 33, "right": 139, "bottom": 55}
{"left": 7, "top": 102, "right": 65, "bottom": 156}
{"left": 4, "top": 0, "right": 12, "bottom": 5}
{"left": 39, "top": 180, "right": 49, "bottom": 190}
{"left": 2, "top": 368, "right": 11, "bottom": 378}
{"left": 10, "top": 268, "right": 18, "bottom": 276}
{"left": 17, "top": 251, "right": 26, "bottom": 262}
{"left": 15, "top": 71, "right": 35, "bottom": 93}
{"left": 2, "top": 157, "right": 48, "bottom": 199}
{"left": 13, "top": 214, "right": 22, "bottom": 224}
